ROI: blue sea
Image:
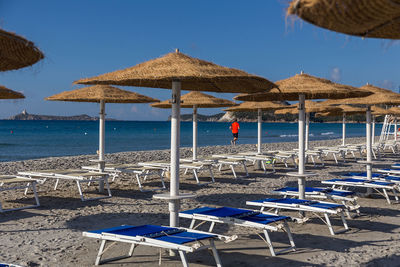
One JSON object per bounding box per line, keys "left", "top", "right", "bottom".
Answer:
{"left": 0, "top": 120, "right": 380, "bottom": 162}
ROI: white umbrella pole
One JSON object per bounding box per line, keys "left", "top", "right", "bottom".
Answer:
{"left": 170, "top": 81, "right": 181, "bottom": 228}
{"left": 366, "top": 107, "right": 372, "bottom": 180}
{"left": 395, "top": 117, "right": 398, "bottom": 141}
{"left": 257, "top": 108, "right": 262, "bottom": 154}
{"left": 305, "top": 112, "right": 310, "bottom": 151}
{"left": 342, "top": 113, "right": 346, "bottom": 146}
{"left": 98, "top": 100, "right": 105, "bottom": 193}
{"left": 192, "top": 105, "right": 198, "bottom": 161}
{"left": 372, "top": 115, "right": 375, "bottom": 145}
{"left": 298, "top": 94, "right": 306, "bottom": 199}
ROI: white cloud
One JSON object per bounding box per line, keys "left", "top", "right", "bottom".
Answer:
{"left": 330, "top": 67, "right": 341, "bottom": 82}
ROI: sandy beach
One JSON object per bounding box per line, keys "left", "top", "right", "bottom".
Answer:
{"left": 1, "top": 137, "right": 400, "bottom": 267}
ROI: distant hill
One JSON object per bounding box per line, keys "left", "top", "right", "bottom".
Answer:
{"left": 7, "top": 110, "right": 116, "bottom": 121}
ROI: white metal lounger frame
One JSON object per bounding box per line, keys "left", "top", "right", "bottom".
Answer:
{"left": 0, "top": 176, "right": 40, "bottom": 212}
{"left": 139, "top": 162, "right": 215, "bottom": 186}
{"left": 271, "top": 189, "right": 360, "bottom": 218}
{"left": 179, "top": 210, "right": 296, "bottom": 256}
{"left": 246, "top": 200, "right": 349, "bottom": 236}
{"left": 243, "top": 155, "right": 276, "bottom": 174}
{"left": 18, "top": 171, "right": 111, "bottom": 202}
{"left": 322, "top": 180, "right": 399, "bottom": 205}
{"left": 83, "top": 165, "right": 167, "bottom": 192}
{"left": 83, "top": 226, "right": 233, "bottom": 267}
{"left": 212, "top": 155, "right": 249, "bottom": 179}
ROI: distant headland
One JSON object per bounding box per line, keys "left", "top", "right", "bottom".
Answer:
{"left": 7, "top": 110, "right": 117, "bottom": 121}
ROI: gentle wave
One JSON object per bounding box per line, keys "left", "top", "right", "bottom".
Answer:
{"left": 321, "top": 132, "right": 334, "bottom": 135}
{"left": 280, "top": 134, "right": 298, "bottom": 138}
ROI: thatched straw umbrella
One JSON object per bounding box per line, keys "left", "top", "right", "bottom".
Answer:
{"left": 287, "top": 0, "right": 400, "bottom": 39}
{"left": 235, "top": 72, "right": 371, "bottom": 199}
{"left": 0, "top": 85, "right": 25, "bottom": 99}
{"left": 151, "top": 91, "right": 236, "bottom": 161}
{"left": 46, "top": 85, "right": 159, "bottom": 186}
{"left": 323, "top": 84, "right": 400, "bottom": 181}
{"left": 275, "top": 101, "right": 342, "bottom": 150}
{"left": 224, "top": 101, "right": 288, "bottom": 156}
{"left": 317, "top": 105, "right": 366, "bottom": 146}
{"left": 74, "top": 49, "right": 276, "bottom": 229}
{"left": 0, "top": 28, "right": 44, "bottom": 71}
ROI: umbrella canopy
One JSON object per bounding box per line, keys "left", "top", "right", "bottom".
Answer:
{"left": 374, "top": 106, "right": 400, "bottom": 116}
{"left": 316, "top": 104, "right": 366, "bottom": 116}
{"left": 45, "top": 85, "right": 159, "bottom": 103}
{"left": 75, "top": 50, "right": 276, "bottom": 93}
{"left": 234, "top": 73, "right": 372, "bottom": 102}
{"left": 0, "top": 85, "right": 25, "bottom": 99}
{"left": 46, "top": 85, "right": 159, "bottom": 188}
{"left": 151, "top": 91, "right": 236, "bottom": 108}
{"left": 0, "top": 28, "right": 44, "bottom": 71}
{"left": 151, "top": 91, "right": 235, "bottom": 160}
{"left": 372, "top": 106, "right": 389, "bottom": 116}
{"left": 224, "top": 101, "right": 288, "bottom": 112}
{"left": 324, "top": 92, "right": 400, "bottom": 106}
{"left": 287, "top": 0, "right": 400, "bottom": 39}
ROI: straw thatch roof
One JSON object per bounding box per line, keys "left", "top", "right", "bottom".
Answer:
{"left": 0, "top": 29, "right": 44, "bottom": 71}
{"left": 374, "top": 106, "right": 400, "bottom": 116}
{"left": 275, "top": 101, "right": 341, "bottom": 114}
{"left": 372, "top": 106, "right": 388, "bottom": 116}
{"left": 0, "top": 85, "right": 25, "bottom": 99}
{"left": 234, "top": 72, "right": 372, "bottom": 101}
{"left": 323, "top": 87, "right": 400, "bottom": 106}
{"left": 287, "top": 0, "right": 400, "bottom": 39}
{"left": 74, "top": 50, "right": 276, "bottom": 93}
{"left": 45, "top": 85, "right": 159, "bottom": 103}
{"left": 223, "top": 101, "right": 288, "bottom": 112}
{"left": 151, "top": 91, "right": 235, "bottom": 109}
{"left": 316, "top": 104, "right": 366, "bottom": 117}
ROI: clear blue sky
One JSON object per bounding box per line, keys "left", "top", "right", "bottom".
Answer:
{"left": 0, "top": 0, "right": 399, "bottom": 120}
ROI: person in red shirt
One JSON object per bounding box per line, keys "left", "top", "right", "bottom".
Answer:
{"left": 229, "top": 119, "right": 240, "bottom": 145}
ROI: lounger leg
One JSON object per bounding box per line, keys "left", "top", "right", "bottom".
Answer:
{"left": 263, "top": 229, "right": 276, "bottom": 256}
{"left": 128, "top": 244, "right": 136, "bottom": 257}
{"left": 76, "top": 180, "right": 85, "bottom": 201}
{"left": 230, "top": 165, "right": 237, "bottom": 179}
{"left": 159, "top": 170, "right": 166, "bottom": 189}
{"left": 193, "top": 170, "right": 200, "bottom": 184}
{"left": 324, "top": 213, "right": 336, "bottom": 236}
{"left": 218, "top": 164, "right": 223, "bottom": 172}
{"left": 184, "top": 168, "right": 189, "bottom": 175}
{"left": 95, "top": 240, "right": 107, "bottom": 265}
{"left": 178, "top": 251, "right": 189, "bottom": 267}
{"left": 333, "top": 154, "right": 338, "bottom": 164}
{"left": 54, "top": 179, "right": 60, "bottom": 190}
{"left": 104, "top": 177, "right": 112, "bottom": 197}
{"left": 189, "top": 219, "right": 196, "bottom": 229}
{"left": 209, "top": 166, "right": 215, "bottom": 183}
{"left": 383, "top": 189, "right": 391, "bottom": 204}
{"left": 210, "top": 239, "right": 222, "bottom": 267}
{"left": 311, "top": 155, "right": 316, "bottom": 167}
{"left": 242, "top": 162, "right": 248, "bottom": 177}
{"left": 24, "top": 182, "right": 30, "bottom": 195}
{"left": 284, "top": 221, "right": 296, "bottom": 251}
{"left": 32, "top": 182, "right": 40, "bottom": 207}
{"left": 136, "top": 174, "right": 144, "bottom": 191}
{"left": 340, "top": 211, "right": 349, "bottom": 231}
{"left": 209, "top": 222, "right": 216, "bottom": 232}
{"left": 392, "top": 189, "right": 399, "bottom": 202}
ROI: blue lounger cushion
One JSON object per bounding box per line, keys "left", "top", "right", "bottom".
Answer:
{"left": 181, "top": 206, "right": 289, "bottom": 224}
{"left": 385, "top": 176, "right": 400, "bottom": 181}
{"left": 88, "top": 225, "right": 215, "bottom": 245}
{"left": 273, "top": 187, "right": 355, "bottom": 197}
{"left": 251, "top": 198, "right": 343, "bottom": 209}
{"left": 342, "top": 172, "right": 382, "bottom": 178}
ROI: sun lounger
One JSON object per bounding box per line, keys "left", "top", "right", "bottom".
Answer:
{"left": 212, "top": 154, "right": 248, "bottom": 179}
{"left": 246, "top": 198, "right": 349, "bottom": 236}
{"left": 315, "top": 146, "right": 346, "bottom": 164}
{"left": 322, "top": 178, "right": 399, "bottom": 204}
{"left": 273, "top": 151, "right": 297, "bottom": 168}
{"left": 83, "top": 224, "right": 235, "bottom": 266}
{"left": 179, "top": 206, "right": 296, "bottom": 256}
{"left": 0, "top": 175, "right": 40, "bottom": 212}
{"left": 242, "top": 154, "right": 276, "bottom": 173}
{"left": 341, "top": 172, "right": 384, "bottom": 179}
{"left": 377, "top": 168, "right": 400, "bottom": 176}
{"left": 139, "top": 161, "right": 215, "bottom": 185}
{"left": 271, "top": 187, "right": 360, "bottom": 217}
{"left": 391, "top": 163, "right": 400, "bottom": 169}
{"left": 17, "top": 169, "right": 111, "bottom": 201}
{"left": 82, "top": 164, "right": 166, "bottom": 192}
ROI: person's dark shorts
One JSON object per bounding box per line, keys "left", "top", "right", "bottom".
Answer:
{"left": 232, "top": 133, "right": 238, "bottom": 138}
